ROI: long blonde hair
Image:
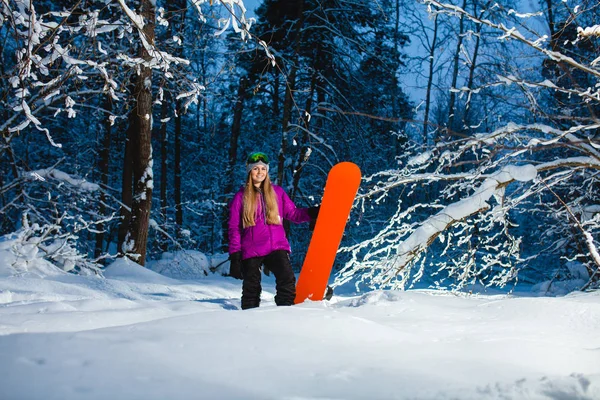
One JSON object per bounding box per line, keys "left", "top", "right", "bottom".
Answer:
{"left": 242, "top": 173, "right": 281, "bottom": 228}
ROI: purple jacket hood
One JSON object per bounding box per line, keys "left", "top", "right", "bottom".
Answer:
{"left": 228, "top": 185, "right": 311, "bottom": 259}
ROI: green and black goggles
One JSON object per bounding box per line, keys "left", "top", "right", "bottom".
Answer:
{"left": 247, "top": 152, "right": 269, "bottom": 164}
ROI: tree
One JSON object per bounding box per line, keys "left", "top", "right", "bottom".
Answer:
{"left": 334, "top": 0, "right": 600, "bottom": 292}
{"left": 121, "top": 0, "right": 156, "bottom": 266}
{"left": 0, "top": 0, "right": 255, "bottom": 268}
{"left": 226, "top": 0, "right": 414, "bottom": 264}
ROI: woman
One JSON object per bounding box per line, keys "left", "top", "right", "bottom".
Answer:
{"left": 228, "top": 152, "right": 319, "bottom": 309}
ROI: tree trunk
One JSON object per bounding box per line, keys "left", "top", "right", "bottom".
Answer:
{"left": 270, "top": 71, "right": 281, "bottom": 136}
{"left": 291, "top": 67, "right": 317, "bottom": 200}
{"left": 462, "top": 15, "right": 482, "bottom": 129}
{"left": 278, "top": 66, "right": 297, "bottom": 186}
{"left": 222, "top": 76, "right": 249, "bottom": 251}
{"left": 1, "top": 143, "right": 22, "bottom": 232}
{"left": 158, "top": 89, "right": 169, "bottom": 252}
{"left": 94, "top": 96, "right": 112, "bottom": 260}
{"left": 273, "top": 72, "right": 280, "bottom": 121}
{"left": 226, "top": 76, "right": 249, "bottom": 195}
{"left": 447, "top": 0, "right": 468, "bottom": 134}
{"left": 126, "top": 0, "right": 155, "bottom": 266}
{"left": 391, "top": 0, "right": 400, "bottom": 120}
{"left": 423, "top": 14, "right": 439, "bottom": 143}
{"left": 545, "top": 0, "right": 556, "bottom": 50}
{"left": 277, "top": 0, "right": 305, "bottom": 186}
{"left": 168, "top": 0, "right": 186, "bottom": 230}
{"left": 174, "top": 101, "right": 182, "bottom": 227}
{"left": 203, "top": 96, "right": 207, "bottom": 133}
{"left": 118, "top": 109, "right": 135, "bottom": 252}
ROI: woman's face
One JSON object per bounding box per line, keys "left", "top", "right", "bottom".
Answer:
{"left": 250, "top": 165, "right": 268, "bottom": 187}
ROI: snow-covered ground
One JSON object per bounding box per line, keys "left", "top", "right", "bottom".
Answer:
{"left": 0, "top": 254, "right": 599, "bottom": 400}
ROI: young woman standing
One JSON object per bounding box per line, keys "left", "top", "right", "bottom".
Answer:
{"left": 228, "top": 152, "right": 319, "bottom": 309}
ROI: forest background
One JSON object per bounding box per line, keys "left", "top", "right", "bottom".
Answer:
{"left": 1, "top": 0, "right": 599, "bottom": 293}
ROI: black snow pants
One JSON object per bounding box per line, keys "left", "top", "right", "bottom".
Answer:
{"left": 241, "top": 250, "right": 296, "bottom": 310}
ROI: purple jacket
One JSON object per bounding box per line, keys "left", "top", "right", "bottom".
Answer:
{"left": 228, "top": 185, "right": 311, "bottom": 260}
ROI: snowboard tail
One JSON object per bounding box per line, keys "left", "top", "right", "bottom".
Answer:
{"left": 295, "top": 162, "right": 361, "bottom": 304}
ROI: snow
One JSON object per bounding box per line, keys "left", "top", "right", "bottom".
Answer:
{"left": 584, "top": 231, "right": 600, "bottom": 270}
{"left": 0, "top": 248, "right": 599, "bottom": 399}
{"left": 507, "top": 9, "right": 542, "bottom": 19}
{"left": 407, "top": 151, "right": 432, "bottom": 166}
{"left": 578, "top": 25, "right": 600, "bottom": 38}
{"left": 29, "top": 168, "right": 100, "bottom": 191}
{"left": 391, "top": 164, "right": 537, "bottom": 271}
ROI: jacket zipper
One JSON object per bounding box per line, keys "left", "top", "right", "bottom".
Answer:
{"left": 258, "top": 189, "right": 273, "bottom": 249}
{"left": 258, "top": 188, "right": 267, "bottom": 224}
{"left": 261, "top": 194, "right": 267, "bottom": 224}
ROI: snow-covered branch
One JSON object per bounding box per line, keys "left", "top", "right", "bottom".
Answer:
{"left": 424, "top": 0, "right": 600, "bottom": 80}
{"left": 577, "top": 25, "right": 600, "bottom": 38}
{"left": 1, "top": 0, "right": 254, "bottom": 142}
{"left": 336, "top": 117, "right": 600, "bottom": 291}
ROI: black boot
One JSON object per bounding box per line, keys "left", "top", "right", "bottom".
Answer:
{"left": 241, "top": 257, "right": 263, "bottom": 309}
{"left": 264, "top": 250, "right": 296, "bottom": 306}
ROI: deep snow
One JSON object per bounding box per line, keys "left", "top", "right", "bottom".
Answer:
{"left": 0, "top": 255, "right": 599, "bottom": 400}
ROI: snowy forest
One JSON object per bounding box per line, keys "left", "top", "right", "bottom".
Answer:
{"left": 1, "top": 0, "right": 599, "bottom": 293}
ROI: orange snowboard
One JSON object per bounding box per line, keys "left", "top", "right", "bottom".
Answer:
{"left": 295, "top": 162, "right": 361, "bottom": 303}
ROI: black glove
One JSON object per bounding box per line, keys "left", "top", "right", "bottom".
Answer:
{"left": 263, "top": 265, "right": 271, "bottom": 277}
{"left": 307, "top": 206, "right": 320, "bottom": 219}
{"left": 229, "top": 251, "right": 243, "bottom": 280}
{"left": 307, "top": 206, "right": 320, "bottom": 230}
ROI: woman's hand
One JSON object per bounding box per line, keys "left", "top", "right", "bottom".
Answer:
{"left": 307, "top": 206, "right": 320, "bottom": 230}
{"left": 307, "top": 206, "right": 320, "bottom": 219}
{"left": 229, "top": 252, "right": 243, "bottom": 280}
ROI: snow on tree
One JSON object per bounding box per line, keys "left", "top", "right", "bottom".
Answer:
{"left": 0, "top": 0, "right": 255, "bottom": 271}
{"left": 334, "top": 0, "right": 600, "bottom": 292}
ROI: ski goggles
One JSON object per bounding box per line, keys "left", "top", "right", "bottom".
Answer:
{"left": 247, "top": 152, "right": 269, "bottom": 164}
